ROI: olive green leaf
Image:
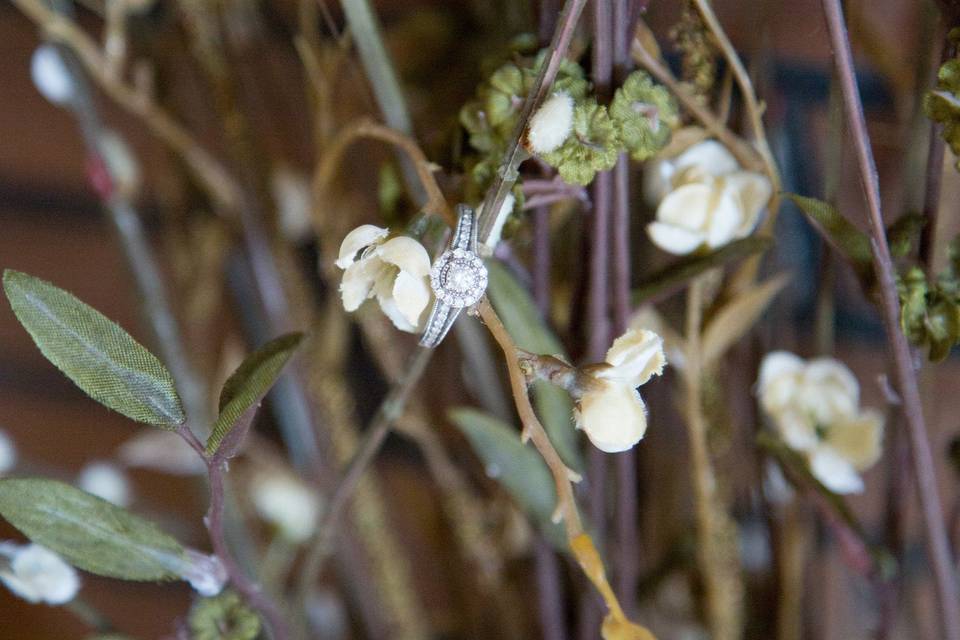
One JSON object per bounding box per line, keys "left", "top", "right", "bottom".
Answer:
{"left": 486, "top": 262, "right": 582, "bottom": 470}
{"left": 542, "top": 100, "right": 621, "bottom": 186}
{"left": 206, "top": 333, "right": 304, "bottom": 457}
{"left": 0, "top": 478, "right": 187, "bottom": 581}
{"left": 701, "top": 273, "right": 790, "bottom": 368}
{"left": 785, "top": 194, "right": 872, "bottom": 277}
{"left": 2, "top": 270, "right": 184, "bottom": 428}
{"left": 632, "top": 236, "right": 773, "bottom": 305}
{"left": 448, "top": 408, "right": 565, "bottom": 548}
{"left": 189, "top": 591, "right": 261, "bottom": 640}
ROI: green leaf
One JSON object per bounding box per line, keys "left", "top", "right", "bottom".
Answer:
{"left": 486, "top": 262, "right": 582, "bottom": 470}
{"left": 448, "top": 408, "right": 565, "bottom": 547}
{"left": 2, "top": 270, "right": 184, "bottom": 428}
{"left": 886, "top": 213, "right": 927, "bottom": 259}
{"left": 0, "top": 478, "right": 187, "bottom": 581}
{"left": 785, "top": 194, "right": 873, "bottom": 274}
{"left": 632, "top": 236, "right": 772, "bottom": 304}
{"left": 206, "top": 333, "right": 304, "bottom": 456}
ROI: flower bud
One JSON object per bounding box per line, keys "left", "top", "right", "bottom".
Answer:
{"left": 77, "top": 461, "right": 132, "bottom": 507}
{"left": 526, "top": 92, "right": 574, "bottom": 155}
{"left": 31, "top": 45, "right": 75, "bottom": 106}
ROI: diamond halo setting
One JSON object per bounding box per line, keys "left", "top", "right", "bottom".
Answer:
{"left": 429, "top": 248, "right": 488, "bottom": 308}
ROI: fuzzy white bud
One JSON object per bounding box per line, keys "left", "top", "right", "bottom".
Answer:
{"left": 0, "top": 429, "right": 16, "bottom": 476}
{"left": 31, "top": 45, "right": 75, "bottom": 106}
{"left": 527, "top": 92, "right": 574, "bottom": 155}
{"left": 0, "top": 543, "right": 80, "bottom": 605}
{"left": 77, "top": 461, "right": 132, "bottom": 507}
{"left": 251, "top": 472, "right": 321, "bottom": 542}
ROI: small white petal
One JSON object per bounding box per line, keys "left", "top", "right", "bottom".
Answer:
{"left": 0, "top": 429, "right": 16, "bottom": 475}
{"left": 336, "top": 225, "right": 388, "bottom": 269}
{"left": 809, "top": 446, "right": 864, "bottom": 494}
{"left": 527, "top": 92, "right": 575, "bottom": 154}
{"left": 724, "top": 171, "right": 772, "bottom": 235}
{"left": 375, "top": 236, "right": 432, "bottom": 278}
{"left": 826, "top": 409, "right": 884, "bottom": 471}
{"left": 656, "top": 182, "right": 713, "bottom": 229}
{"left": 576, "top": 382, "right": 648, "bottom": 453}
{"left": 77, "top": 461, "right": 131, "bottom": 507}
{"left": 31, "top": 45, "right": 75, "bottom": 105}
{"left": 376, "top": 292, "right": 418, "bottom": 333}
{"left": 339, "top": 258, "right": 387, "bottom": 312}
{"left": 647, "top": 221, "right": 705, "bottom": 255}
{"left": 391, "top": 271, "right": 431, "bottom": 329}
{"left": 757, "top": 351, "right": 805, "bottom": 396}
{"left": 774, "top": 409, "right": 818, "bottom": 452}
{"left": 704, "top": 185, "right": 744, "bottom": 248}
{"left": 672, "top": 140, "right": 740, "bottom": 179}
{"left": 0, "top": 544, "right": 80, "bottom": 605}
{"left": 251, "top": 472, "right": 321, "bottom": 543}
{"left": 599, "top": 329, "right": 666, "bottom": 387}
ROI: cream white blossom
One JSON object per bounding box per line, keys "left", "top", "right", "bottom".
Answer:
{"left": 77, "top": 461, "right": 132, "bottom": 507}
{"left": 575, "top": 329, "right": 666, "bottom": 453}
{"left": 336, "top": 225, "right": 433, "bottom": 333}
{"left": 0, "top": 543, "right": 80, "bottom": 605}
{"left": 0, "top": 429, "right": 16, "bottom": 476}
{"left": 757, "top": 351, "right": 884, "bottom": 494}
{"left": 527, "top": 92, "right": 575, "bottom": 155}
{"left": 645, "top": 139, "right": 772, "bottom": 256}
{"left": 250, "top": 471, "right": 321, "bottom": 542}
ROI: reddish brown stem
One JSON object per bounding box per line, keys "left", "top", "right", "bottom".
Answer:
{"left": 821, "top": 2, "right": 960, "bottom": 638}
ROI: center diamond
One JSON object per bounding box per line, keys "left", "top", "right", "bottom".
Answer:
{"left": 429, "top": 249, "right": 488, "bottom": 308}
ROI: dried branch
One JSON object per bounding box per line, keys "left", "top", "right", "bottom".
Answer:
{"left": 820, "top": 2, "right": 960, "bottom": 639}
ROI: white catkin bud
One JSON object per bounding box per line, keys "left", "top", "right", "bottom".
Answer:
{"left": 527, "top": 92, "right": 574, "bottom": 155}
{"left": 0, "top": 543, "right": 80, "bottom": 605}
{"left": 0, "top": 429, "right": 16, "bottom": 476}
{"left": 31, "top": 45, "right": 75, "bottom": 106}
{"left": 77, "top": 461, "right": 132, "bottom": 507}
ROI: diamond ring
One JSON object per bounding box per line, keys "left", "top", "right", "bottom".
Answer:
{"left": 419, "top": 204, "right": 488, "bottom": 348}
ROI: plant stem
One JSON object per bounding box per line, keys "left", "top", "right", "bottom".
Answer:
{"left": 684, "top": 276, "right": 743, "bottom": 640}
{"left": 821, "top": 2, "right": 960, "bottom": 638}
{"left": 297, "top": 345, "right": 433, "bottom": 593}
{"left": 206, "top": 462, "right": 290, "bottom": 640}
{"left": 920, "top": 32, "right": 954, "bottom": 272}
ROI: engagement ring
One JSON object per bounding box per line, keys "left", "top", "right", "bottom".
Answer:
{"left": 419, "top": 204, "right": 488, "bottom": 348}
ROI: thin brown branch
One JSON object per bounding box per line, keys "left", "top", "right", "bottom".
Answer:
{"left": 820, "top": 2, "right": 960, "bottom": 639}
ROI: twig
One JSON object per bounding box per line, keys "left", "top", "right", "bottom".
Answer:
{"left": 13, "top": 0, "right": 243, "bottom": 211}
{"left": 820, "top": 2, "right": 960, "bottom": 638}
{"left": 206, "top": 462, "right": 290, "bottom": 640}
{"left": 630, "top": 23, "right": 764, "bottom": 173}
{"left": 920, "top": 33, "right": 954, "bottom": 272}
{"left": 683, "top": 276, "right": 743, "bottom": 640}
{"left": 313, "top": 117, "right": 454, "bottom": 225}
{"left": 296, "top": 345, "right": 433, "bottom": 594}
{"left": 477, "top": 0, "right": 590, "bottom": 244}
{"left": 479, "top": 298, "right": 655, "bottom": 639}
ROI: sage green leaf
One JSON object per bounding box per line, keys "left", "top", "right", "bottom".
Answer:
{"left": 785, "top": 194, "right": 872, "bottom": 275}
{"left": 2, "top": 270, "right": 184, "bottom": 428}
{"left": 486, "top": 262, "right": 582, "bottom": 470}
{"left": 0, "top": 478, "right": 187, "bottom": 581}
{"left": 206, "top": 333, "right": 304, "bottom": 456}
{"left": 448, "top": 408, "right": 565, "bottom": 547}
{"left": 632, "top": 237, "right": 772, "bottom": 305}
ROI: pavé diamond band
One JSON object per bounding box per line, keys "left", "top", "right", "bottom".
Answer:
{"left": 419, "top": 204, "right": 488, "bottom": 348}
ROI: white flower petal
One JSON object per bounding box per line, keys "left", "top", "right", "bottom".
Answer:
{"left": 757, "top": 351, "right": 805, "bottom": 394}
{"left": 528, "top": 92, "right": 575, "bottom": 154}
{"left": 576, "top": 382, "right": 648, "bottom": 453}
{"left": 31, "top": 45, "right": 75, "bottom": 105}
{"left": 377, "top": 292, "right": 418, "bottom": 333}
{"left": 336, "top": 225, "right": 389, "bottom": 268}
{"left": 392, "top": 271, "right": 431, "bottom": 330}
{"left": 647, "top": 221, "right": 705, "bottom": 255}
{"left": 809, "top": 446, "right": 864, "bottom": 494}
{"left": 672, "top": 140, "right": 740, "bottom": 178}
{"left": 724, "top": 171, "right": 772, "bottom": 235}
{"left": 339, "top": 258, "right": 387, "bottom": 312}
{"left": 826, "top": 409, "right": 884, "bottom": 471}
{"left": 704, "top": 185, "right": 744, "bottom": 248}
{"left": 775, "top": 409, "right": 819, "bottom": 452}
{"left": 656, "top": 182, "right": 713, "bottom": 229}
{"left": 0, "top": 544, "right": 79, "bottom": 605}
{"left": 77, "top": 462, "right": 131, "bottom": 507}
{"left": 375, "top": 236, "right": 432, "bottom": 278}
{"left": 599, "top": 329, "right": 666, "bottom": 387}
